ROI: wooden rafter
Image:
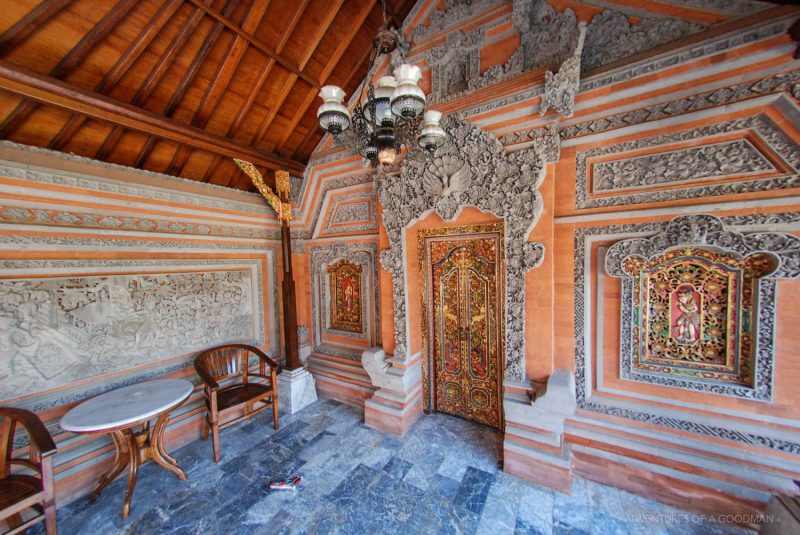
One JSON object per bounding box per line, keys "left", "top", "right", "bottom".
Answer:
{"left": 0, "top": 0, "right": 73, "bottom": 54}
{"left": 276, "top": 0, "right": 376, "bottom": 154}
{"left": 47, "top": 0, "right": 184, "bottom": 150}
{"left": 0, "top": 60, "right": 305, "bottom": 173}
{"left": 0, "top": 0, "right": 139, "bottom": 139}
{"left": 95, "top": 4, "right": 208, "bottom": 161}
{"left": 184, "top": 0, "right": 320, "bottom": 88}
{"left": 171, "top": 0, "right": 270, "bottom": 179}
{"left": 203, "top": 0, "right": 312, "bottom": 184}
{"left": 133, "top": 0, "right": 241, "bottom": 170}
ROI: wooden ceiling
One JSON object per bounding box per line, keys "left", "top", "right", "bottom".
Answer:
{"left": 0, "top": 0, "right": 416, "bottom": 191}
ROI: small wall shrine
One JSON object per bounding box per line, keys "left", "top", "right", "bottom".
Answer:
{"left": 605, "top": 214, "right": 800, "bottom": 401}
{"left": 327, "top": 259, "right": 363, "bottom": 334}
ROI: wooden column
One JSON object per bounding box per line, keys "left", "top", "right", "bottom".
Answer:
{"left": 277, "top": 174, "right": 301, "bottom": 371}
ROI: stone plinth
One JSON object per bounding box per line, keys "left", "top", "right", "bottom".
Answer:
{"left": 277, "top": 367, "right": 318, "bottom": 415}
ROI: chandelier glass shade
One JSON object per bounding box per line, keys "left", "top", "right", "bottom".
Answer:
{"left": 316, "top": 12, "right": 445, "bottom": 166}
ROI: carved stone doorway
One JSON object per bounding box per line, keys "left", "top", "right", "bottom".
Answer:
{"left": 419, "top": 223, "right": 505, "bottom": 429}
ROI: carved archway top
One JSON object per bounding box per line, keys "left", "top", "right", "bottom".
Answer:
{"left": 605, "top": 214, "right": 800, "bottom": 280}
{"left": 376, "top": 115, "right": 546, "bottom": 381}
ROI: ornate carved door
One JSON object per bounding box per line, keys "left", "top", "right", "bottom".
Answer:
{"left": 420, "top": 224, "right": 504, "bottom": 428}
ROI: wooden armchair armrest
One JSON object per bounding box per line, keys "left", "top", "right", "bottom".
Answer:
{"left": 193, "top": 362, "right": 221, "bottom": 390}
{"left": 247, "top": 346, "right": 282, "bottom": 375}
{"left": 0, "top": 407, "right": 57, "bottom": 457}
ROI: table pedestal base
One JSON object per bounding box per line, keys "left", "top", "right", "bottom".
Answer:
{"left": 90, "top": 412, "right": 186, "bottom": 519}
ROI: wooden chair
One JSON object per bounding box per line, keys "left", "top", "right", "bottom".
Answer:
{"left": 0, "top": 408, "right": 57, "bottom": 535}
{"left": 194, "top": 344, "right": 281, "bottom": 463}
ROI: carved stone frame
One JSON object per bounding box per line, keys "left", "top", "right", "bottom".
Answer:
{"left": 377, "top": 116, "right": 547, "bottom": 382}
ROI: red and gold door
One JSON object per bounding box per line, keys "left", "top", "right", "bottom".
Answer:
{"left": 419, "top": 224, "right": 504, "bottom": 428}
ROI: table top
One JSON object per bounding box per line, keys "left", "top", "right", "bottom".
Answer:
{"left": 61, "top": 379, "right": 193, "bottom": 433}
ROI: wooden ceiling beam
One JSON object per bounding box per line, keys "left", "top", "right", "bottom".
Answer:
{"left": 204, "top": 0, "right": 311, "bottom": 185}
{"left": 96, "top": 3, "right": 207, "bottom": 161}
{"left": 0, "top": 0, "right": 74, "bottom": 54}
{"left": 47, "top": 0, "right": 183, "bottom": 150}
{"left": 184, "top": 0, "right": 320, "bottom": 88}
{"left": 276, "top": 0, "right": 375, "bottom": 154}
{"left": 0, "top": 0, "right": 139, "bottom": 139}
{"left": 171, "top": 0, "right": 270, "bottom": 180}
{"left": 290, "top": 28, "right": 374, "bottom": 160}
{"left": 133, "top": 0, "right": 240, "bottom": 169}
{"left": 0, "top": 60, "right": 305, "bottom": 173}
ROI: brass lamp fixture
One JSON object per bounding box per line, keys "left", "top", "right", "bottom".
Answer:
{"left": 316, "top": 1, "right": 446, "bottom": 166}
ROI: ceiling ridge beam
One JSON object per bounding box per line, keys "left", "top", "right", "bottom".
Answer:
{"left": 184, "top": 0, "right": 320, "bottom": 88}
{"left": 0, "top": 60, "right": 305, "bottom": 173}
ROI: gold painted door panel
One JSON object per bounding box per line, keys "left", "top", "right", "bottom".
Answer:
{"left": 421, "top": 225, "right": 503, "bottom": 428}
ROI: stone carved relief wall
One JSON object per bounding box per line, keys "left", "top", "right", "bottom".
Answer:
{"left": 319, "top": 190, "right": 377, "bottom": 236}
{"left": 577, "top": 114, "right": 800, "bottom": 208}
{"left": 310, "top": 242, "right": 380, "bottom": 359}
{"left": 574, "top": 213, "right": 800, "bottom": 454}
{"left": 419, "top": 0, "right": 705, "bottom": 103}
{"left": 605, "top": 214, "right": 800, "bottom": 400}
{"left": 0, "top": 269, "right": 258, "bottom": 401}
{"left": 377, "top": 116, "right": 546, "bottom": 381}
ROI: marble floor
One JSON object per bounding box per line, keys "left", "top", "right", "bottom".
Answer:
{"left": 40, "top": 398, "right": 755, "bottom": 535}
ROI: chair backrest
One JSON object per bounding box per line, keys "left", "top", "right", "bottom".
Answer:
{"left": 0, "top": 407, "right": 57, "bottom": 479}
{"left": 195, "top": 344, "right": 254, "bottom": 385}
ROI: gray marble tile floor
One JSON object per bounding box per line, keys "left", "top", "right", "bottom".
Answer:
{"left": 36, "top": 398, "right": 757, "bottom": 535}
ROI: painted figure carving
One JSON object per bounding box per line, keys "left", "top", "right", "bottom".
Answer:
{"left": 327, "top": 259, "right": 363, "bottom": 334}
{"left": 671, "top": 285, "right": 701, "bottom": 344}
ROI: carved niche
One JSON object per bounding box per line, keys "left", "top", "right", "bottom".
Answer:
{"left": 605, "top": 214, "right": 800, "bottom": 401}
{"left": 428, "top": 30, "right": 484, "bottom": 102}
{"left": 377, "top": 115, "right": 546, "bottom": 382}
{"left": 310, "top": 242, "right": 380, "bottom": 359}
{"left": 327, "top": 259, "right": 363, "bottom": 334}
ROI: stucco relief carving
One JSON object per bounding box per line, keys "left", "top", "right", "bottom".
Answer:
{"left": 377, "top": 116, "right": 545, "bottom": 381}
{"left": 540, "top": 22, "right": 586, "bottom": 118}
{"left": 576, "top": 114, "right": 800, "bottom": 208}
{"left": 320, "top": 190, "right": 377, "bottom": 236}
{"left": 592, "top": 139, "right": 776, "bottom": 192}
{"left": 310, "top": 242, "right": 380, "bottom": 359}
{"left": 573, "top": 212, "right": 800, "bottom": 454}
{"left": 0, "top": 270, "right": 257, "bottom": 401}
{"left": 426, "top": 29, "right": 484, "bottom": 102}
{"left": 411, "top": 0, "right": 489, "bottom": 43}
{"left": 605, "top": 214, "right": 800, "bottom": 400}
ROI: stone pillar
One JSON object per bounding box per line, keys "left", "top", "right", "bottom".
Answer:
{"left": 277, "top": 366, "right": 318, "bottom": 415}
{"left": 361, "top": 347, "right": 423, "bottom": 436}
{"left": 503, "top": 369, "right": 576, "bottom": 494}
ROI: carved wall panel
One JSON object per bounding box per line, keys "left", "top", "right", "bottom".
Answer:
{"left": 604, "top": 214, "right": 800, "bottom": 401}
{"left": 310, "top": 242, "right": 380, "bottom": 359}
{"left": 0, "top": 268, "right": 260, "bottom": 402}
{"left": 574, "top": 213, "right": 800, "bottom": 454}
{"left": 576, "top": 115, "right": 800, "bottom": 209}
{"left": 327, "top": 259, "right": 363, "bottom": 334}
{"left": 378, "top": 116, "right": 545, "bottom": 382}
{"left": 318, "top": 190, "right": 377, "bottom": 237}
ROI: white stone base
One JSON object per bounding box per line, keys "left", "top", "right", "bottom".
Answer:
{"left": 277, "top": 367, "right": 318, "bottom": 415}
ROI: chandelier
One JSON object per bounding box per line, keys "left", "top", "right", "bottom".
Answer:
{"left": 316, "top": 2, "right": 446, "bottom": 166}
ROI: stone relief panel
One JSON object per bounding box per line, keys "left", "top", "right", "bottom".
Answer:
{"left": 318, "top": 190, "right": 377, "bottom": 237}
{"left": 574, "top": 212, "right": 800, "bottom": 454}
{"left": 377, "top": 115, "right": 546, "bottom": 382}
{"left": 0, "top": 269, "right": 258, "bottom": 401}
{"left": 418, "top": 0, "right": 705, "bottom": 103}
{"left": 310, "top": 242, "right": 380, "bottom": 359}
{"left": 576, "top": 114, "right": 800, "bottom": 209}
{"left": 327, "top": 259, "right": 363, "bottom": 334}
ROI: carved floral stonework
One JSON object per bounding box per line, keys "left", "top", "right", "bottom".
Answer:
{"left": 574, "top": 213, "right": 800, "bottom": 454}
{"left": 540, "top": 22, "right": 586, "bottom": 118}
{"left": 310, "top": 242, "right": 380, "bottom": 359}
{"left": 0, "top": 270, "right": 257, "bottom": 401}
{"left": 577, "top": 114, "right": 800, "bottom": 208}
{"left": 604, "top": 214, "right": 800, "bottom": 401}
{"left": 377, "top": 115, "right": 545, "bottom": 381}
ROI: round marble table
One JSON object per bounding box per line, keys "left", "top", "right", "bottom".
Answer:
{"left": 61, "top": 379, "right": 193, "bottom": 519}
